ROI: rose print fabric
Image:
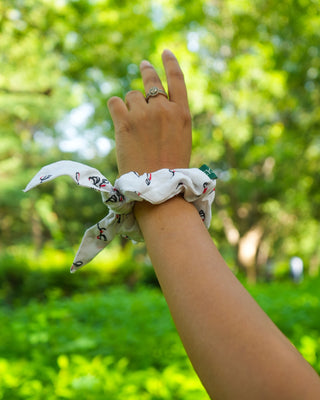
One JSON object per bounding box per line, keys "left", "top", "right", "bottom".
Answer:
{"left": 24, "top": 160, "right": 217, "bottom": 273}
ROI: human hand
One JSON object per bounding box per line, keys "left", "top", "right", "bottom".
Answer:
{"left": 107, "top": 49, "right": 192, "bottom": 176}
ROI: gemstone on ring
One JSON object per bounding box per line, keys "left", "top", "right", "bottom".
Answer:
{"left": 146, "top": 86, "right": 168, "bottom": 102}
{"left": 149, "top": 87, "right": 159, "bottom": 95}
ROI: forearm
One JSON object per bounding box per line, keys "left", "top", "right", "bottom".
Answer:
{"left": 135, "top": 196, "right": 320, "bottom": 400}
{"left": 108, "top": 49, "right": 320, "bottom": 399}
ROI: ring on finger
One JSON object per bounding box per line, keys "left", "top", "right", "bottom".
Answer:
{"left": 145, "top": 86, "right": 168, "bottom": 102}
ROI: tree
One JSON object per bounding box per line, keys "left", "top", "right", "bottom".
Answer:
{"left": 1, "top": 0, "right": 319, "bottom": 280}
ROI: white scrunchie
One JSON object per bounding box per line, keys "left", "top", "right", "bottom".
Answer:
{"left": 24, "top": 160, "right": 217, "bottom": 272}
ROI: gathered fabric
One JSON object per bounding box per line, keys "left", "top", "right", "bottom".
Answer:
{"left": 24, "top": 160, "right": 217, "bottom": 273}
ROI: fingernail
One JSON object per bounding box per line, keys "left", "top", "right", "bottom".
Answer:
{"left": 163, "top": 49, "right": 175, "bottom": 57}
{"left": 140, "top": 60, "right": 152, "bottom": 67}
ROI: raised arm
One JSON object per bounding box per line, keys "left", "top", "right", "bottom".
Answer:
{"left": 107, "top": 49, "right": 320, "bottom": 399}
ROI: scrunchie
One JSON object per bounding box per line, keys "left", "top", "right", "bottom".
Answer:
{"left": 24, "top": 161, "right": 217, "bottom": 272}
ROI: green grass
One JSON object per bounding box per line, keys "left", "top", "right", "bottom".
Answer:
{"left": 0, "top": 247, "right": 319, "bottom": 399}
{"left": 0, "top": 286, "right": 208, "bottom": 400}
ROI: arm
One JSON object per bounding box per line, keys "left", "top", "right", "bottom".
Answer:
{"left": 108, "top": 50, "right": 320, "bottom": 399}
{"left": 135, "top": 198, "right": 320, "bottom": 399}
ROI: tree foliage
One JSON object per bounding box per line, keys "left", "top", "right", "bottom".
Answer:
{"left": 0, "top": 0, "right": 319, "bottom": 279}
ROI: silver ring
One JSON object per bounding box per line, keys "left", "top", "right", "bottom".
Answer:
{"left": 145, "top": 86, "right": 168, "bottom": 102}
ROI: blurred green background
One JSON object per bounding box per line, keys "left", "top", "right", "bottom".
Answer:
{"left": 0, "top": 0, "right": 319, "bottom": 398}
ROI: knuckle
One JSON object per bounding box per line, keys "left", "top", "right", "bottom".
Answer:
{"left": 169, "top": 67, "right": 185, "bottom": 80}
{"left": 136, "top": 108, "right": 148, "bottom": 121}
{"left": 125, "top": 90, "right": 140, "bottom": 100}
{"left": 183, "top": 108, "right": 192, "bottom": 124}
{"left": 173, "top": 104, "right": 191, "bottom": 124}
{"left": 117, "top": 118, "right": 132, "bottom": 134}
{"left": 149, "top": 102, "right": 171, "bottom": 119}
{"left": 146, "top": 77, "right": 162, "bottom": 87}
{"left": 153, "top": 100, "right": 169, "bottom": 112}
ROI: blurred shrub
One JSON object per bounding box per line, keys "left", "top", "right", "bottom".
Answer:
{"left": 0, "top": 247, "right": 319, "bottom": 398}
{"left": 0, "top": 243, "right": 157, "bottom": 305}
{"left": 0, "top": 287, "right": 208, "bottom": 399}
{"left": 245, "top": 277, "right": 320, "bottom": 374}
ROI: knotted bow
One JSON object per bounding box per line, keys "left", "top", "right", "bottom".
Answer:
{"left": 24, "top": 160, "right": 217, "bottom": 273}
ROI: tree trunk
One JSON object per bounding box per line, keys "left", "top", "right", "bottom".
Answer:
{"left": 30, "top": 201, "right": 43, "bottom": 256}
{"left": 238, "top": 226, "right": 264, "bottom": 283}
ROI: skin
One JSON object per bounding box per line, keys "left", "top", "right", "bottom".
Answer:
{"left": 107, "top": 49, "right": 320, "bottom": 399}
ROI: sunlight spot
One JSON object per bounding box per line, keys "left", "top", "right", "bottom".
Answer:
{"left": 56, "top": 103, "right": 112, "bottom": 159}
{"left": 187, "top": 32, "right": 200, "bottom": 52}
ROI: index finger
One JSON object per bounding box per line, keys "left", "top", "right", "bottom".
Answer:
{"left": 162, "top": 49, "right": 189, "bottom": 108}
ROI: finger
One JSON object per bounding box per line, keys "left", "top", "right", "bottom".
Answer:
{"left": 107, "top": 96, "right": 128, "bottom": 128}
{"left": 162, "top": 49, "right": 188, "bottom": 107}
{"left": 139, "top": 60, "right": 168, "bottom": 103}
{"left": 125, "top": 90, "right": 146, "bottom": 110}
